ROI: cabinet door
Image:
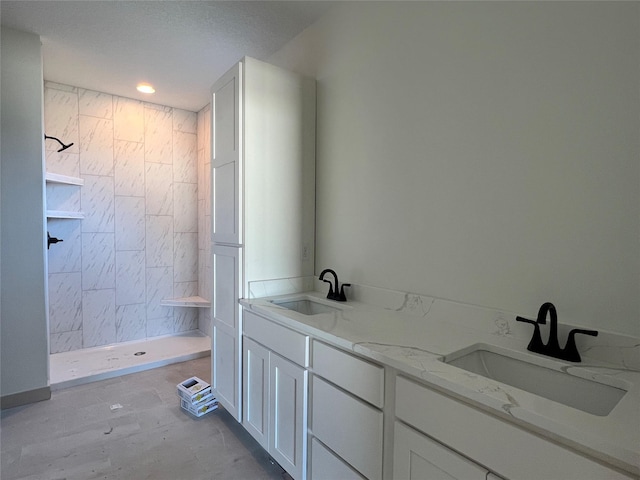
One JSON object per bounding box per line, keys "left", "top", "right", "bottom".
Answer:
{"left": 211, "top": 61, "right": 242, "bottom": 245}
{"left": 310, "top": 438, "right": 364, "bottom": 480}
{"left": 211, "top": 244, "right": 242, "bottom": 421}
{"left": 243, "top": 337, "right": 269, "bottom": 450}
{"left": 269, "top": 352, "right": 307, "bottom": 480}
{"left": 393, "top": 422, "right": 487, "bottom": 480}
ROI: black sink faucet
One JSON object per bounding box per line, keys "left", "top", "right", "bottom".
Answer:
{"left": 516, "top": 302, "right": 598, "bottom": 362}
{"left": 319, "top": 268, "right": 350, "bottom": 302}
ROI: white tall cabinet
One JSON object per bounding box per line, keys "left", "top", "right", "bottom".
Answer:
{"left": 210, "top": 57, "right": 316, "bottom": 422}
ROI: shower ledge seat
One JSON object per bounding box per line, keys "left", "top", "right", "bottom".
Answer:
{"left": 160, "top": 295, "right": 211, "bottom": 308}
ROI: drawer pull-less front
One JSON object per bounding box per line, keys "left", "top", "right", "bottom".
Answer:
{"left": 312, "top": 340, "right": 384, "bottom": 407}
{"left": 312, "top": 376, "right": 383, "bottom": 480}
{"left": 244, "top": 310, "right": 308, "bottom": 366}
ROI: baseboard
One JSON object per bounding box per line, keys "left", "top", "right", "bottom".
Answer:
{"left": 1, "top": 386, "right": 51, "bottom": 409}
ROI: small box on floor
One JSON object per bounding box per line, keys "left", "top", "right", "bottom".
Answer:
{"left": 177, "top": 376, "right": 212, "bottom": 403}
{"left": 180, "top": 397, "right": 219, "bottom": 417}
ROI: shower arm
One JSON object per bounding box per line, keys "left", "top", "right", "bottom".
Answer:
{"left": 44, "top": 135, "right": 74, "bottom": 153}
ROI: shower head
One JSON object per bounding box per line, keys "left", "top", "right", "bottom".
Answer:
{"left": 44, "top": 135, "right": 74, "bottom": 152}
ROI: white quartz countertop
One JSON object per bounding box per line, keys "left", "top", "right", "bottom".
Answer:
{"left": 240, "top": 290, "right": 640, "bottom": 476}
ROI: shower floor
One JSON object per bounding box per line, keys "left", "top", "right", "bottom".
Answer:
{"left": 49, "top": 330, "right": 210, "bottom": 391}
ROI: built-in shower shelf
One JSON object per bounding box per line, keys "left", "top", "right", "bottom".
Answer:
{"left": 47, "top": 210, "right": 85, "bottom": 219}
{"left": 160, "top": 296, "right": 211, "bottom": 308}
{"left": 45, "top": 172, "right": 84, "bottom": 186}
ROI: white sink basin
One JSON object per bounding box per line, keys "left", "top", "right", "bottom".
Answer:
{"left": 270, "top": 297, "right": 341, "bottom": 315}
{"left": 441, "top": 344, "right": 628, "bottom": 416}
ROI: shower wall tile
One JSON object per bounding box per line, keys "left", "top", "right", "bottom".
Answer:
{"left": 197, "top": 105, "right": 211, "bottom": 154}
{"left": 79, "top": 89, "right": 113, "bottom": 119}
{"left": 116, "top": 251, "right": 145, "bottom": 306}
{"left": 174, "top": 109, "right": 197, "bottom": 134}
{"left": 144, "top": 107, "right": 173, "bottom": 164}
{"left": 46, "top": 151, "right": 80, "bottom": 178}
{"left": 146, "top": 266, "right": 173, "bottom": 321}
{"left": 173, "top": 132, "right": 197, "bottom": 183}
{"left": 147, "top": 316, "right": 174, "bottom": 338}
{"left": 198, "top": 308, "right": 212, "bottom": 337}
{"left": 79, "top": 116, "right": 114, "bottom": 176}
{"left": 198, "top": 261, "right": 212, "bottom": 302}
{"left": 82, "top": 233, "right": 115, "bottom": 290}
{"left": 146, "top": 215, "right": 173, "bottom": 267}
{"left": 81, "top": 175, "right": 115, "bottom": 233}
{"left": 45, "top": 81, "right": 77, "bottom": 93}
{"left": 116, "top": 304, "right": 146, "bottom": 342}
{"left": 172, "top": 281, "right": 198, "bottom": 333}
{"left": 46, "top": 81, "right": 207, "bottom": 352}
{"left": 115, "top": 196, "right": 145, "bottom": 251}
{"left": 82, "top": 289, "right": 116, "bottom": 347}
{"left": 47, "top": 219, "right": 82, "bottom": 274}
{"left": 48, "top": 272, "right": 82, "bottom": 334}
{"left": 197, "top": 150, "right": 206, "bottom": 201}
{"left": 44, "top": 87, "right": 79, "bottom": 155}
{"left": 46, "top": 184, "right": 81, "bottom": 213}
{"left": 114, "top": 97, "right": 144, "bottom": 142}
{"left": 145, "top": 163, "right": 173, "bottom": 215}
{"left": 174, "top": 281, "right": 197, "bottom": 299}
{"left": 174, "top": 233, "right": 198, "bottom": 283}
{"left": 50, "top": 331, "right": 83, "bottom": 354}
{"left": 114, "top": 140, "right": 145, "bottom": 197}
{"left": 174, "top": 183, "right": 198, "bottom": 233}
{"left": 175, "top": 308, "right": 198, "bottom": 332}
{"left": 197, "top": 199, "right": 206, "bottom": 250}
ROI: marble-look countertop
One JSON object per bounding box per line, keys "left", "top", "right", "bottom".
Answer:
{"left": 240, "top": 288, "right": 640, "bottom": 477}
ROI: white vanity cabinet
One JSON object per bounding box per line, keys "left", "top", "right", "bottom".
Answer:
{"left": 309, "top": 341, "right": 384, "bottom": 480}
{"left": 209, "top": 56, "right": 315, "bottom": 422}
{"left": 242, "top": 310, "right": 309, "bottom": 480}
{"left": 395, "top": 376, "right": 632, "bottom": 480}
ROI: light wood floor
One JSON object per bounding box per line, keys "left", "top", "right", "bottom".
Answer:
{"left": 1, "top": 357, "right": 291, "bottom": 480}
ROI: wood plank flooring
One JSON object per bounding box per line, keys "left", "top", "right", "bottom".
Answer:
{"left": 1, "top": 357, "right": 291, "bottom": 480}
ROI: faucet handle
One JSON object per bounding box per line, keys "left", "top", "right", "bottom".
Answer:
{"left": 562, "top": 328, "right": 598, "bottom": 362}
{"left": 338, "top": 283, "right": 351, "bottom": 302}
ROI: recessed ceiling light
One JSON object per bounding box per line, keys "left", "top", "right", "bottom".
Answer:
{"left": 136, "top": 83, "right": 155, "bottom": 94}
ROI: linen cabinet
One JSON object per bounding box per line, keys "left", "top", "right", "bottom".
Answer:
{"left": 209, "top": 56, "right": 315, "bottom": 422}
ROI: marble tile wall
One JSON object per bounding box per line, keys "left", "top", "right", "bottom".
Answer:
{"left": 45, "top": 81, "right": 203, "bottom": 353}
{"left": 197, "top": 105, "right": 212, "bottom": 337}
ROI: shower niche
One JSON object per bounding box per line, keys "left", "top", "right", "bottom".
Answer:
{"left": 45, "top": 172, "right": 84, "bottom": 219}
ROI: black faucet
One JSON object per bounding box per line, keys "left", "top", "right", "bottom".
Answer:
{"left": 319, "top": 268, "right": 350, "bottom": 302}
{"left": 516, "top": 302, "right": 598, "bottom": 362}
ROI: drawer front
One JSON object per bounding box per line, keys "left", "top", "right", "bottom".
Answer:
{"left": 243, "top": 310, "right": 308, "bottom": 367}
{"left": 312, "top": 340, "right": 384, "bottom": 408}
{"left": 310, "top": 438, "right": 365, "bottom": 480}
{"left": 312, "top": 376, "right": 383, "bottom": 480}
{"left": 395, "top": 376, "right": 631, "bottom": 480}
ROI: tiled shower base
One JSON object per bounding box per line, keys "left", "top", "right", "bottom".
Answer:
{"left": 49, "top": 330, "right": 211, "bottom": 391}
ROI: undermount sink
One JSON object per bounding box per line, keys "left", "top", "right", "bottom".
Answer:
{"left": 270, "top": 297, "right": 341, "bottom": 315}
{"left": 441, "top": 344, "right": 628, "bottom": 416}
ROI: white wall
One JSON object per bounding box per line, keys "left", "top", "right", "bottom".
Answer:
{"left": 1, "top": 28, "right": 50, "bottom": 399}
{"left": 269, "top": 2, "right": 640, "bottom": 336}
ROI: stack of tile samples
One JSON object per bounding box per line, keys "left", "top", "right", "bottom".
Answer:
{"left": 177, "top": 376, "right": 218, "bottom": 417}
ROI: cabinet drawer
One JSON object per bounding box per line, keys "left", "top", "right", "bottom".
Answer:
{"left": 312, "top": 341, "right": 384, "bottom": 408}
{"left": 312, "top": 376, "right": 383, "bottom": 480}
{"left": 243, "top": 310, "right": 308, "bottom": 367}
{"left": 396, "top": 376, "right": 632, "bottom": 480}
{"left": 310, "top": 438, "right": 364, "bottom": 480}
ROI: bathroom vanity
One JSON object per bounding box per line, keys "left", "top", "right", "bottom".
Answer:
{"left": 234, "top": 287, "right": 639, "bottom": 480}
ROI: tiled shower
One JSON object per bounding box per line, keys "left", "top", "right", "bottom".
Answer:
{"left": 45, "top": 81, "right": 211, "bottom": 354}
